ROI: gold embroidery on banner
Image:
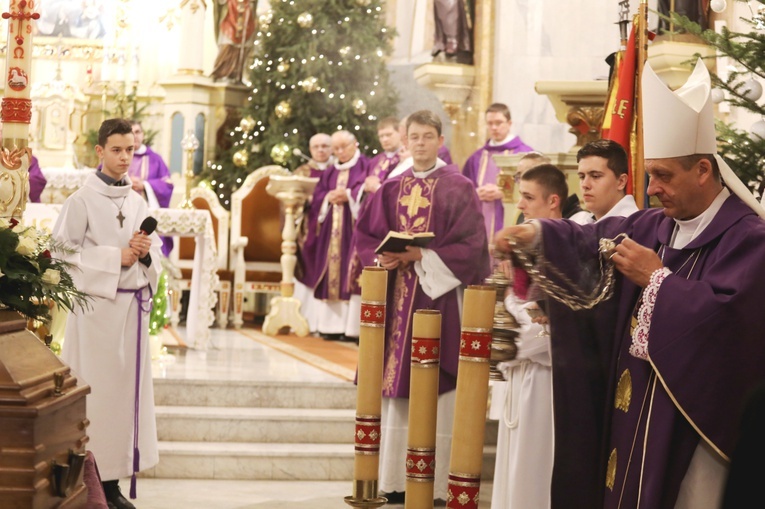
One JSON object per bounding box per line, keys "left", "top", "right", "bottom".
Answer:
{"left": 606, "top": 448, "right": 617, "bottom": 491}
{"left": 326, "top": 169, "right": 349, "bottom": 300}
{"left": 615, "top": 369, "right": 632, "bottom": 412}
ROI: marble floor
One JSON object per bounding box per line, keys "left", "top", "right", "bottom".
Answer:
{"left": 135, "top": 326, "right": 494, "bottom": 508}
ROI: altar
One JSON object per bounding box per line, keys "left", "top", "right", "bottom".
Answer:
{"left": 24, "top": 203, "right": 219, "bottom": 350}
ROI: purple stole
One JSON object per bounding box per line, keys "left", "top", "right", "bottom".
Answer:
{"left": 369, "top": 152, "right": 401, "bottom": 181}
{"left": 324, "top": 169, "right": 350, "bottom": 301}
{"left": 382, "top": 176, "right": 438, "bottom": 397}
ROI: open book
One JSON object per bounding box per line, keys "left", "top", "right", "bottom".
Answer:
{"left": 375, "top": 231, "right": 435, "bottom": 254}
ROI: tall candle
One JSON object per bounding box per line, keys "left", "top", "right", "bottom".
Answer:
{"left": 352, "top": 267, "right": 387, "bottom": 479}
{"left": 2, "top": 0, "right": 39, "bottom": 145}
{"left": 446, "top": 285, "right": 495, "bottom": 509}
{"left": 405, "top": 310, "right": 441, "bottom": 509}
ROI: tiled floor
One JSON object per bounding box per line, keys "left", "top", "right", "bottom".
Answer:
{"left": 129, "top": 326, "right": 493, "bottom": 508}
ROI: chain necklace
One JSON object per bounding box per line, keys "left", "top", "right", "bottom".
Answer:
{"left": 109, "top": 196, "right": 127, "bottom": 228}
{"left": 507, "top": 233, "right": 627, "bottom": 311}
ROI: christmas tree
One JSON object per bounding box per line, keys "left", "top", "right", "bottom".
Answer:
{"left": 200, "top": 0, "right": 399, "bottom": 208}
{"left": 671, "top": 0, "right": 765, "bottom": 198}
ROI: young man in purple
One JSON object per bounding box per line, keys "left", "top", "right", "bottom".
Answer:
{"left": 354, "top": 110, "right": 489, "bottom": 502}
{"left": 300, "top": 130, "right": 368, "bottom": 340}
{"left": 129, "top": 120, "right": 174, "bottom": 256}
{"left": 463, "top": 103, "right": 533, "bottom": 241}
{"left": 495, "top": 60, "right": 765, "bottom": 509}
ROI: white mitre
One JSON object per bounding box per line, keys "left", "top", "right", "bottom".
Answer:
{"left": 642, "top": 59, "right": 765, "bottom": 219}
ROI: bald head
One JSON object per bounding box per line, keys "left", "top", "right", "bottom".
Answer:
{"left": 331, "top": 130, "right": 358, "bottom": 164}
{"left": 309, "top": 133, "right": 331, "bottom": 163}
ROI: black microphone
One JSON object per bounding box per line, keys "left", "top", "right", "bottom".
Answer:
{"left": 139, "top": 217, "right": 158, "bottom": 236}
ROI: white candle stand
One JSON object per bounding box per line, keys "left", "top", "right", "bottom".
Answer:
{"left": 262, "top": 174, "right": 319, "bottom": 336}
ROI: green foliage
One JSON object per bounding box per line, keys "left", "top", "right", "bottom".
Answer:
{"left": 199, "top": 0, "right": 399, "bottom": 207}
{"left": 149, "top": 270, "right": 170, "bottom": 336}
{"left": 668, "top": 3, "right": 765, "bottom": 196}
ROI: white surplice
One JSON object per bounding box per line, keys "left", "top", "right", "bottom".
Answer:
{"left": 53, "top": 173, "right": 162, "bottom": 481}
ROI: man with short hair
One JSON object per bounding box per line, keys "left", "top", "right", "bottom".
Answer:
{"left": 463, "top": 103, "right": 534, "bottom": 242}
{"left": 362, "top": 117, "right": 402, "bottom": 197}
{"left": 577, "top": 139, "right": 638, "bottom": 221}
{"left": 294, "top": 132, "right": 333, "bottom": 179}
{"left": 300, "top": 130, "right": 368, "bottom": 340}
{"left": 513, "top": 152, "right": 551, "bottom": 224}
{"left": 495, "top": 59, "right": 765, "bottom": 509}
{"left": 354, "top": 110, "right": 489, "bottom": 503}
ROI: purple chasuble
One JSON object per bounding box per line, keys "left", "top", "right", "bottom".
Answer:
{"left": 538, "top": 195, "right": 765, "bottom": 509}
{"left": 462, "top": 137, "right": 533, "bottom": 238}
{"left": 353, "top": 164, "right": 490, "bottom": 398}
{"left": 437, "top": 145, "right": 453, "bottom": 165}
{"left": 28, "top": 156, "right": 47, "bottom": 203}
{"left": 299, "top": 156, "right": 367, "bottom": 301}
{"left": 129, "top": 146, "right": 174, "bottom": 256}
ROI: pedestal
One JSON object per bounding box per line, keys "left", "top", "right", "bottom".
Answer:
{"left": 262, "top": 175, "right": 319, "bottom": 337}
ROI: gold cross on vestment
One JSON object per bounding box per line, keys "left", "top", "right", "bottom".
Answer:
{"left": 399, "top": 183, "right": 430, "bottom": 217}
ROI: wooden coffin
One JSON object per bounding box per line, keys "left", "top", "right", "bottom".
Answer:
{"left": 0, "top": 311, "right": 91, "bottom": 509}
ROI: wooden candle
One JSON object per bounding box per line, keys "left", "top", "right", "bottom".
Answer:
{"left": 405, "top": 310, "right": 441, "bottom": 509}
{"left": 446, "top": 285, "right": 495, "bottom": 509}
{"left": 1, "top": 0, "right": 39, "bottom": 146}
{"left": 346, "top": 266, "right": 388, "bottom": 508}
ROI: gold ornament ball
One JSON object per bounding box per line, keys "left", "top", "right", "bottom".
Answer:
{"left": 275, "top": 100, "right": 292, "bottom": 119}
{"left": 353, "top": 98, "right": 367, "bottom": 115}
{"left": 356, "top": 0, "right": 372, "bottom": 5}
{"left": 232, "top": 149, "right": 249, "bottom": 168}
{"left": 259, "top": 11, "right": 273, "bottom": 27}
{"left": 277, "top": 61, "right": 290, "bottom": 73}
{"left": 301, "top": 76, "right": 319, "bottom": 92}
{"left": 270, "top": 143, "right": 290, "bottom": 164}
{"left": 297, "top": 12, "right": 313, "bottom": 28}
{"left": 239, "top": 116, "right": 256, "bottom": 132}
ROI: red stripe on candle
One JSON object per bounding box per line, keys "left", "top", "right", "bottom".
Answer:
{"left": 411, "top": 337, "right": 440, "bottom": 364}
{"left": 458, "top": 330, "right": 492, "bottom": 360}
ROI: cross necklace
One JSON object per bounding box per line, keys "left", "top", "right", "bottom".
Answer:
{"left": 110, "top": 196, "right": 128, "bottom": 228}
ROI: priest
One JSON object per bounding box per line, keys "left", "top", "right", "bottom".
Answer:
{"left": 300, "top": 130, "right": 367, "bottom": 340}
{"left": 494, "top": 60, "right": 765, "bottom": 509}
{"left": 353, "top": 110, "right": 489, "bottom": 502}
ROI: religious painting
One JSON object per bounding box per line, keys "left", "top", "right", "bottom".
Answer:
{"left": 35, "top": 0, "right": 107, "bottom": 40}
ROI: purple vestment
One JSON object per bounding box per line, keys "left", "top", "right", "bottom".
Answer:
{"left": 538, "top": 195, "right": 765, "bottom": 509}
{"left": 437, "top": 145, "right": 453, "bottom": 165}
{"left": 354, "top": 164, "right": 490, "bottom": 398}
{"left": 299, "top": 155, "right": 368, "bottom": 301}
{"left": 129, "top": 146, "right": 174, "bottom": 256}
{"left": 462, "top": 137, "right": 533, "bottom": 238}
{"left": 28, "top": 156, "right": 47, "bottom": 203}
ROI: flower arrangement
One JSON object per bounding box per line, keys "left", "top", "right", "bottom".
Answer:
{"left": 0, "top": 217, "right": 90, "bottom": 323}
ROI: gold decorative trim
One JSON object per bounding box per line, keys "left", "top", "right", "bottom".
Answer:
{"left": 615, "top": 369, "right": 632, "bottom": 413}
{"left": 606, "top": 448, "right": 617, "bottom": 491}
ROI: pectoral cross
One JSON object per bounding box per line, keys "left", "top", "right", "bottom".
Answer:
{"left": 117, "top": 210, "right": 125, "bottom": 228}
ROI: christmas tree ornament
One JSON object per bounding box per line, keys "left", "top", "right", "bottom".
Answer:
{"left": 297, "top": 12, "right": 314, "bottom": 28}
{"left": 710, "top": 0, "right": 726, "bottom": 13}
{"left": 353, "top": 98, "right": 367, "bottom": 115}
{"left": 750, "top": 120, "right": 765, "bottom": 141}
{"left": 239, "top": 116, "right": 256, "bottom": 132}
{"left": 233, "top": 149, "right": 249, "bottom": 167}
{"left": 710, "top": 88, "right": 725, "bottom": 104}
{"left": 339, "top": 46, "right": 351, "bottom": 56}
{"left": 356, "top": 0, "right": 372, "bottom": 5}
{"left": 275, "top": 100, "right": 292, "bottom": 118}
{"left": 741, "top": 78, "right": 763, "bottom": 102}
{"left": 301, "top": 76, "right": 319, "bottom": 92}
{"left": 277, "top": 61, "right": 290, "bottom": 73}
{"left": 270, "top": 143, "right": 291, "bottom": 164}
{"left": 754, "top": 5, "right": 765, "bottom": 30}
{"left": 259, "top": 10, "right": 273, "bottom": 27}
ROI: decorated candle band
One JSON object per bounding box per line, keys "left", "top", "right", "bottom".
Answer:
{"left": 458, "top": 327, "right": 492, "bottom": 362}
{"left": 411, "top": 336, "right": 440, "bottom": 366}
{"left": 360, "top": 299, "right": 386, "bottom": 328}
{"left": 354, "top": 415, "right": 381, "bottom": 455}
{"left": 446, "top": 472, "right": 481, "bottom": 509}
{"left": 406, "top": 447, "right": 436, "bottom": 482}
{"left": 1, "top": 97, "right": 32, "bottom": 123}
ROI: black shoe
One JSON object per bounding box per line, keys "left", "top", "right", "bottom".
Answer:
{"left": 341, "top": 335, "right": 358, "bottom": 343}
{"left": 320, "top": 333, "right": 344, "bottom": 341}
{"left": 102, "top": 481, "right": 136, "bottom": 509}
{"left": 383, "top": 491, "right": 405, "bottom": 504}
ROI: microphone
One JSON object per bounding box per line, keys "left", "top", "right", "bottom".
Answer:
{"left": 139, "top": 217, "right": 158, "bottom": 236}
{"left": 292, "top": 148, "right": 313, "bottom": 163}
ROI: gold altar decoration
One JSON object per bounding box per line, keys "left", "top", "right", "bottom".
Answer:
{"left": 345, "top": 267, "right": 388, "bottom": 508}
{"left": 405, "top": 310, "right": 442, "bottom": 509}
{"left": 446, "top": 285, "right": 495, "bottom": 509}
{"left": 262, "top": 174, "right": 319, "bottom": 337}
{"left": 179, "top": 130, "right": 200, "bottom": 209}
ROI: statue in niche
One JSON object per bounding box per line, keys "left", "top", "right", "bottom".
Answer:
{"left": 210, "top": 0, "right": 258, "bottom": 82}
{"left": 432, "top": 0, "right": 475, "bottom": 65}
{"left": 657, "top": 0, "right": 710, "bottom": 32}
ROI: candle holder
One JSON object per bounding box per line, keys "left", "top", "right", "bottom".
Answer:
{"left": 179, "top": 130, "right": 199, "bottom": 209}
{"left": 483, "top": 264, "right": 519, "bottom": 381}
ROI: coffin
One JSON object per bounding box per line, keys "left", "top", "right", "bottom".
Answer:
{"left": 0, "top": 310, "right": 90, "bottom": 509}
